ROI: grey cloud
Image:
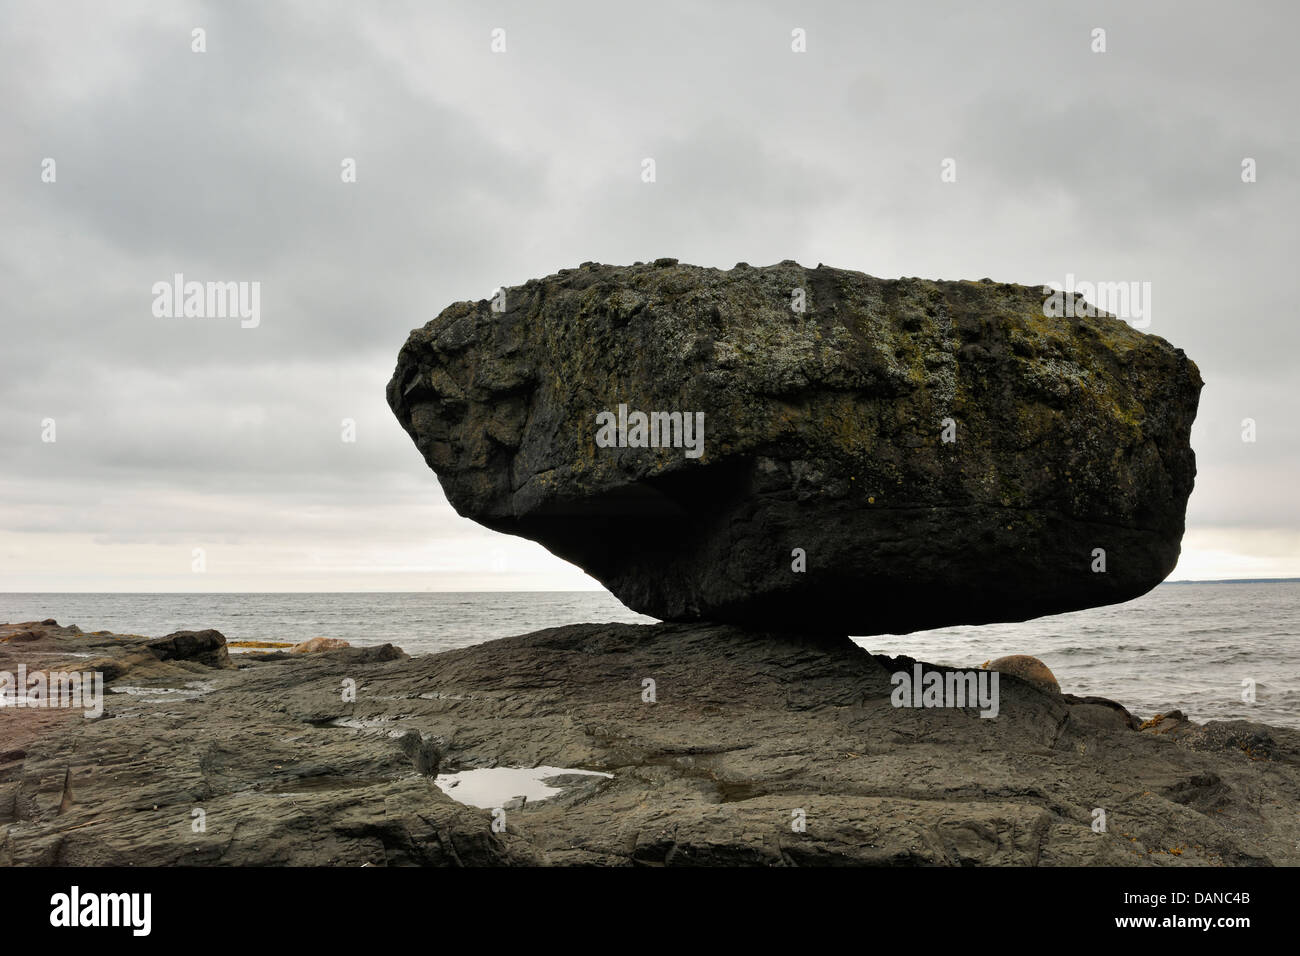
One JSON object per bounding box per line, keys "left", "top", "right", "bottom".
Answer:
{"left": 2, "top": 0, "right": 1297, "bottom": 587}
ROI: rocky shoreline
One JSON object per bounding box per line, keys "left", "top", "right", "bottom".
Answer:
{"left": 3, "top": 618, "right": 1296, "bottom": 866}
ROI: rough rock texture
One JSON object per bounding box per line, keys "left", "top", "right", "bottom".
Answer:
{"left": 3, "top": 619, "right": 1295, "bottom": 866}
{"left": 388, "top": 261, "right": 1202, "bottom": 633}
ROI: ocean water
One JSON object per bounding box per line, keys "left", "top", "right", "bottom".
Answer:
{"left": 2, "top": 582, "right": 1296, "bottom": 728}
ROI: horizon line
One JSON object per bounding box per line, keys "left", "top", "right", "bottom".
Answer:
{"left": 3, "top": 578, "right": 1299, "bottom": 595}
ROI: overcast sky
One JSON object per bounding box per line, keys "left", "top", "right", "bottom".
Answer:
{"left": 2, "top": 0, "right": 1297, "bottom": 591}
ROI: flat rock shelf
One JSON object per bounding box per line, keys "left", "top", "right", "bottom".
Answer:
{"left": 2, "top": 620, "right": 1295, "bottom": 866}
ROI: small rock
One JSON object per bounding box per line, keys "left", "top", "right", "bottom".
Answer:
{"left": 397, "top": 731, "right": 443, "bottom": 776}
{"left": 349, "top": 643, "right": 406, "bottom": 663}
{"left": 291, "top": 637, "right": 351, "bottom": 653}
{"left": 146, "top": 629, "right": 231, "bottom": 667}
{"left": 985, "top": 655, "right": 1060, "bottom": 694}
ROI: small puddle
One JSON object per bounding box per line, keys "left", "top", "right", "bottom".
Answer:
{"left": 435, "top": 766, "right": 612, "bottom": 809}
{"left": 327, "top": 716, "right": 404, "bottom": 730}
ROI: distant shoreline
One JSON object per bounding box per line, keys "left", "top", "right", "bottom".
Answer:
{"left": 2, "top": 579, "right": 1299, "bottom": 595}
{"left": 1164, "top": 577, "right": 1300, "bottom": 584}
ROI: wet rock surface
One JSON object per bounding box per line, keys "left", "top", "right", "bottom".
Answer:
{"left": 3, "top": 619, "right": 1295, "bottom": 866}
{"left": 389, "top": 261, "right": 1203, "bottom": 633}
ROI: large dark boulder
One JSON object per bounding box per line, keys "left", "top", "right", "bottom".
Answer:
{"left": 387, "top": 260, "right": 1201, "bottom": 634}
{"left": 146, "top": 629, "right": 231, "bottom": 667}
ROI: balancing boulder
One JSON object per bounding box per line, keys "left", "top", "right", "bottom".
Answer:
{"left": 388, "top": 261, "right": 1202, "bottom": 634}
